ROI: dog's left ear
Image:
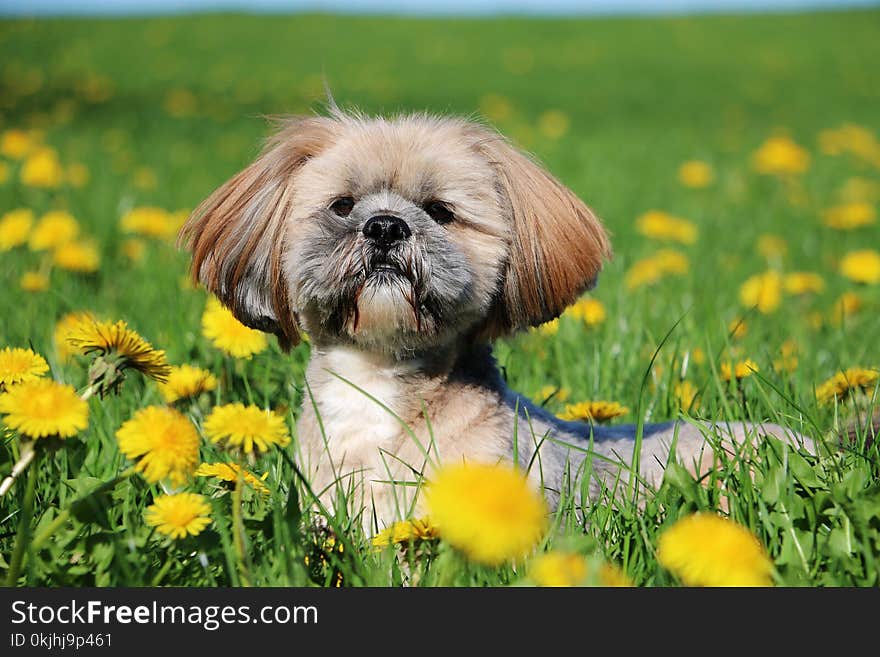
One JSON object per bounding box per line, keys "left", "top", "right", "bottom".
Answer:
{"left": 473, "top": 127, "right": 612, "bottom": 336}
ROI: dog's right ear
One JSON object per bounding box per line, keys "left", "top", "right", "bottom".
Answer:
{"left": 179, "top": 116, "right": 338, "bottom": 349}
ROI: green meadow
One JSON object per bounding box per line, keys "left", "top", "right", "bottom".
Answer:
{"left": 0, "top": 8, "right": 878, "bottom": 587}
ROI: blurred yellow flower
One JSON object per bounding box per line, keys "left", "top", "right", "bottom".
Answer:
{"left": 783, "top": 272, "right": 824, "bottom": 295}
{"left": 819, "top": 124, "right": 880, "bottom": 166}
{"left": 203, "top": 403, "right": 290, "bottom": 455}
{"left": 0, "top": 129, "right": 37, "bottom": 159}
{"left": 21, "top": 147, "right": 64, "bottom": 187}
{"left": 635, "top": 210, "right": 698, "bottom": 244}
{"left": 478, "top": 93, "right": 513, "bottom": 122}
{"left": 751, "top": 135, "right": 810, "bottom": 175}
{"left": 839, "top": 177, "right": 880, "bottom": 204}
{"left": 145, "top": 493, "right": 211, "bottom": 540}
{"left": 0, "top": 379, "right": 88, "bottom": 440}
{"left": 534, "top": 385, "right": 570, "bottom": 404}
{"left": 53, "top": 240, "right": 100, "bottom": 273}
{"left": 65, "top": 162, "right": 90, "bottom": 187}
{"left": 195, "top": 462, "right": 270, "bottom": 495}
{"left": 120, "top": 206, "right": 181, "bottom": 240}
{"left": 558, "top": 400, "right": 629, "bottom": 422}
{"left": 625, "top": 249, "right": 690, "bottom": 289}
{"left": 116, "top": 406, "right": 200, "bottom": 486}
{"left": 728, "top": 317, "right": 748, "bottom": 339}
{"left": 657, "top": 513, "right": 772, "bottom": 586}
{"left": 28, "top": 210, "right": 79, "bottom": 251}
{"left": 839, "top": 249, "right": 880, "bottom": 284}
{"left": 424, "top": 462, "right": 547, "bottom": 566}
{"left": 738, "top": 270, "right": 782, "bottom": 313}
{"left": 372, "top": 517, "right": 438, "bottom": 548}
{"left": 674, "top": 380, "right": 700, "bottom": 412}
{"left": 677, "top": 160, "right": 714, "bottom": 188}
{"left": 19, "top": 271, "right": 49, "bottom": 292}
{"left": 157, "top": 364, "right": 218, "bottom": 403}
{"left": 0, "top": 347, "right": 49, "bottom": 389}
{"left": 121, "top": 238, "right": 147, "bottom": 262}
{"left": 537, "top": 110, "right": 570, "bottom": 140}
{"left": 164, "top": 89, "right": 198, "bottom": 117}
{"left": 822, "top": 202, "right": 876, "bottom": 230}
{"left": 756, "top": 234, "right": 787, "bottom": 259}
{"left": 815, "top": 367, "right": 878, "bottom": 405}
{"left": 201, "top": 297, "right": 268, "bottom": 359}
{"left": 772, "top": 340, "right": 799, "bottom": 373}
{"left": 0, "top": 208, "right": 34, "bottom": 250}
{"left": 529, "top": 552, "right": 631, "bottom": 587}
{"left": 53, "top": 312, "right": 96, "bottom": 362}
{"left": 565, "top": 297, "right": 606, "bottom": 326}
{"left": 829, "top": 292, "right": 861, "bottom": 325}
{"left": 132, "top": 166, "right": 158, "bottom": 190}
{"left": 534, "top": 317, "right": 559, "bottom": 337}
{"left": 720, "top": 359, "right": 759, "bottom": 381}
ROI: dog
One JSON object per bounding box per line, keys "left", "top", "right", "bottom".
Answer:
{"left": 180, "top": 108, "right": 815, "bottom": 532}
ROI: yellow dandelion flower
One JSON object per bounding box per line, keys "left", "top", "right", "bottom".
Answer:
{"left": 839, "top": 249, "right": 880, "bottom": 284}
{"left": 0, "top": 347, "right": 49, "bottom": 389}
{"left": 424, "top": 462, "right": 547, "bottom": 566}
{"left": 120, "top": 206, "right": 178, "bottom": 240}
{"left": 201, "top": 297, "right": 268, "bottom": 359}
{"left": 65, "top": 162, "right": 90, "bottom": 187}
{"left": 534, "top": 385, "right": 570, "bottom": 404}
{"left": 625, "top": 249, "right": 690, "bottom": 289}
{"left": 728, "top": 318, "right": 748, "bottom": 339}
{"left": 121, "top": 238, "right": 146, "bottom": 263}
{"left": 635, "top": 210, "right": 698, "bottom": 244}
{"left": 739, "top": 270, "right": 782, "bottom": 313}
{"left": 203, "top": 403, "right": 290, "bottom": 454}
{"left": 751, "top": 135, "right": 810, "bottom": 175}
{"left": 372, "top": 517, "right": 438, "bottom": 548}
{"left": 756, "top": 234, "right": 788, "bottom": 259}
{"left": 829, "top": 292, "right": 861, "bottom": 325}
{"left": 53, "top": 240, "right": 100, "bottom": 273}
{"left": 529, "top": 552, "right": 632, "bottom": 587}
{"left": 534, "top": 317, "right": 559, "bottom": 337}
{"left": 657, "top": 513, "right": 773, "bottom": 587}
{"left": 0, "top": 208, "right": 34, "bottom": 250}
{"left": 773, "top": 340, "right": 799, "bottom": 373}
{"left": 819, "top": 124, "right": 880, "bottom": 165}
{"left": 783, "top": 272, "right": 825, "bottom": 295}
{"left": 537, "top": 110, "right": 570, "bottom": 140}
{"left": 677, "top": 160, "right": 714, "bottom": 188}
{"left": 839, "top": 177, "right": 880, "bottom": 204}
{"left": 0, "top": 379, "right": 88, "bottom": 440}
{"left": 674, "top": 381, "right": 700, "bottom": 412}
{"left": 67, "top": 318, "right": 171, "bottom": 383}
{"left": 195, "top": 462, "right": 270, "bottom": 495}
{"left": 565, "top": 297, "right": 606, "bottom": 327}
{"left": 815, "top": 367, "right": 878, "bottom": 405}
{"left": 145, "top": 492, "right": 212, "bottom": 540}
{"left": 558, "top": 401, "right": 630, "bottom": 422}
{"left": 20, "top": 271, "right": 49, "bottom": 292}
{"left": 0, "top": 129, "right": 38, "bottom": 159}
{"left": 28, "top": 210, "right": 79, "bottom": 251}
{"left": 822, "top": 202, "right": 876, "bottom": 230}
{"left": 54, "top": 312, "right": 96, "bottom": 362}
{"left": 116, "top": 406, "right": 200, "bottom": 486}
{"left": 720, "top": 359, "right": 759, "bottom": 382}
{"left": 21, "top": 147, "right": 64, "bottom": 188}
{"left": 158, "top": 364, "right": 218, "bottom": 404}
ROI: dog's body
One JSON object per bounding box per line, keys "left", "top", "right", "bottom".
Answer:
{"left": 182, "top": 109, "right": 813, "bottom": 531}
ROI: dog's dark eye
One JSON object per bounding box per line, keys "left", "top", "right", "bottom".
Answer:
{"left": 330, "top": 197, "right": 355, "bottom": 217}
{"left": 424, "top": 201, "right": 454, "bottom": 225}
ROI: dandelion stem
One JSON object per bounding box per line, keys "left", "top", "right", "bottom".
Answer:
{"left": 30, "top": 466, "right": 136, "bottom": 552}
{"left": 231, "top": 473, "right": 252, "bottom": 587}
{"left": 151, "top": 555, "right": 174, "bottom": 586}
{"left": 0, "top": 441, "right": 36, "bottom": 497}
{"left": 5, "top": 450, "right": 39, "bottom": 586}
{"left": 79, "top": 383, "right": 97, "bottom": 401}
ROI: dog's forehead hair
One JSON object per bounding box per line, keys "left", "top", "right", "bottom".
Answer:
{"left": 311, "top": 117, "right": 495, "bottom": 202}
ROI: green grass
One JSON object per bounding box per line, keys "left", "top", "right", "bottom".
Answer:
{"left": 1, "top": 9, "right": 879, "bottom": 587}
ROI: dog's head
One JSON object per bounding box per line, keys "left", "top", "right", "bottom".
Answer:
{"left": 180, "top": 110, "right": 610, "bottom": 354}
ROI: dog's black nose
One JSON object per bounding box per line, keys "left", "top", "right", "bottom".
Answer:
{"left": 362, "top": 215, "right": 411, "bottom": 249}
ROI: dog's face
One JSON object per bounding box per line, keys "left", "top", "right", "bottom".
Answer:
{"left": 181, "top": 111, "right": 610, "bottom": 355}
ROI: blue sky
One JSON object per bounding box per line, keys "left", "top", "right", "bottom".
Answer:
{"left": 1, "top": 0, "right": 878, "bottom": 17}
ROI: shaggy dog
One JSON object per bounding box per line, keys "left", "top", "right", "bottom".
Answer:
{"left": 181, "top": 108, "right": 814, "bottom": 531}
